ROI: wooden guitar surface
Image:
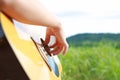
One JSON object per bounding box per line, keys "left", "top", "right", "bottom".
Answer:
{"left": 0, "top": 13, "right": 62, "bottom": 80}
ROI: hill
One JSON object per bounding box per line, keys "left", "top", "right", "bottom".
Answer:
{"left": 67, "top": 33, "right": 120, "bottom": 47}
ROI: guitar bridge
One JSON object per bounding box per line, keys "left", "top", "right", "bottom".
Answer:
{"left": 31, "top": 37, "right": 52, "bottom": 71}
{"left": 31, "top": 37, "right": 60, "bottom": 77}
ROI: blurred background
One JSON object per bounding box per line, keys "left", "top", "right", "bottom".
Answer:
{"left": 41, "top": 0, "right": 120, "bottom": 37}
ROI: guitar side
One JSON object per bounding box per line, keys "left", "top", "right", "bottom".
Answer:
{"left": 0, "top": 13, "right": 62, "bottom": 80}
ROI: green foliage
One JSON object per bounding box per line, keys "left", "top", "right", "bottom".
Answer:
{"left": 59, "top": 42, "right": 120, "bottom": 80}
{"left": 67, "top": 33, "right": 120, "bottom": 47}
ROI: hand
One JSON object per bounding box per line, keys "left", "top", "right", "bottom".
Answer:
{"left": 44, "top": 27, "right": 69, "bottom": 55}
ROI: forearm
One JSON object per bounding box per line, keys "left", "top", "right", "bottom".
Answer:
{"left": 1, "top": 0, "right": 61, "bottom": 28}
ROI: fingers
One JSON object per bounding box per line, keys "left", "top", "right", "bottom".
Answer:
{"left": 62, "top": 43, "right": 69, "bottom": 55}
{"left": 49, "top": 41, "right": 69, "bottom": 55}
{"left": 50, "top": 45, "right": 63, "bottom": 55}
{"left": 44, "top": 32, "right": 50, "bottom": 45}
{"left": 49, "top": 42, "right": 57, "bottom": 48}
{"left": 44, "top": 27, "right": 69, "bottom": 55}
{"left": 50, "top": 45, "right": 68, "bottom": 55}
{"left": 49, "top": 41, "right": 61, "bottom": 55}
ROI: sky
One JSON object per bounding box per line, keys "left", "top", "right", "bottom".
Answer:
{"left": 41, "top": 0, "right": 120, "bottom": 37}
{"left": 14, "top": 0, "right": 120, "bottom": 38}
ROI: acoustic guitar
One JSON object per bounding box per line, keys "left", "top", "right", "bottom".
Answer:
{"left": 0, "top": 12, "right": 62, "bottom": 80}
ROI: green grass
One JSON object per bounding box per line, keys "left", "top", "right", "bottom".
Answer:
{"left": 59, "top": 42, "right": 120, "bottom": 80}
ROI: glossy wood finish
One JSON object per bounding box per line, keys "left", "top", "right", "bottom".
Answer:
{"left": 0, "top": 13, "right": 62, "bottom": 80}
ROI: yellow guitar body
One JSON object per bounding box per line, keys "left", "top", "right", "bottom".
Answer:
{"left": 0, "top": 13, "right": 62, "bottom": 80}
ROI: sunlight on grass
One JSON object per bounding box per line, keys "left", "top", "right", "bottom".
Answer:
{"left": 59, "top": 43, "right": 120, "bottom": 80}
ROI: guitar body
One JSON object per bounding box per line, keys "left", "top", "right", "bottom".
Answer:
{"left": 0, "top": 13, "right": 62, "bottom": 80}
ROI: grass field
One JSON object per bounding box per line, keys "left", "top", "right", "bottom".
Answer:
{"left": 59, "top": 41, "right": 120, "bottom": 80}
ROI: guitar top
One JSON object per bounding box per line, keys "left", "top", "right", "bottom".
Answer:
{"left": 0, "top": 12, "right": 62, "bottom": 80}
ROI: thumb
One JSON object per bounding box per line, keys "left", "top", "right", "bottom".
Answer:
{"left": 44, "top": 33, "right": 51, "bottom": 45}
